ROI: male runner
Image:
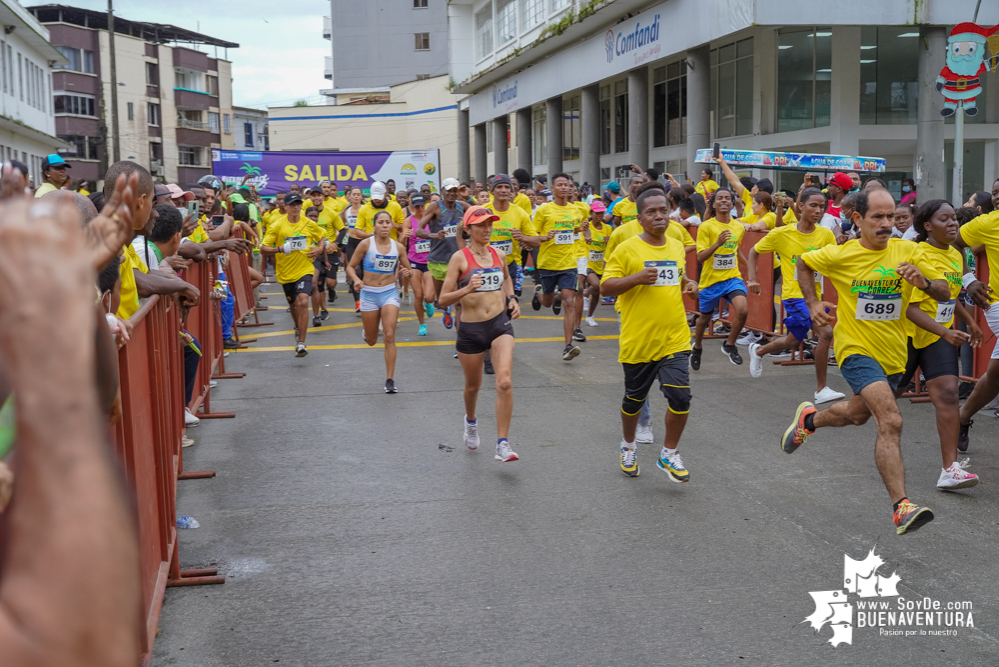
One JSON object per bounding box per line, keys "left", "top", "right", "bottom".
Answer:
{"left": 485, "top": 174, "right": 530, "bottom": 298}
{"left": 418, "top": 177, "right": 466, "bottom": 329}
{"left": 307, "top": 188, "right": 344, "bottom": 320}
{"left": 609, "top": 175, "right": 646, "bottom": 227}
{"left": 601, "top": 187, "right": 699, "bottom": 480}
{"left": 780, "top": 188, "right": 949, "bottom": 535}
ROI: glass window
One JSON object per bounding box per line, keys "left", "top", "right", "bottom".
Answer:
{"left": 520, "top": 0, "right": 543, "bottom": 30}
{"left": 859, "top": 27, "right": 919, "bottom": 125}
{"left": 550, "top": 0, "right": 570, "bottom": 12}
{"left": 563, "top": 95, "right": 580, "bottom": 160}
{"left": 146, "top": 62, "right": 158, "bottom": 85}
{"left": 667, "top": 61, "right": 687, "bottom": 145}
{"left": 207, "top": 75, "right": 219, "bottom": 96}
{"left": 223, "top": 113, "right": 231, "bottom": 134}
{"left": 127, "top": 101, "right": 134, "bottom": 121}
{"left": 710, "top": 37, "right": 753, "bottom": 139}
{"left": 179, "top": 146, "right": 202, "bottom": 166}
{"left": 475, "top": 5, "right": 493, "bottom": 60}
{"left": 486, "top": 120, "right": 493, "bottom": 153}
{"left": 496, "top": 0, "right": 516, "bottom": 45}
{"left": 53, "top": 93, "right": 96, "bottom": 116}
{"left": 414, "top": 0, "right": 428, "bottom": 7}
{"left": 532, "top": 105, "right": 546, "bottom": 165}
{"left": 55, "top": 47, "right": 95, "bottom": 74}
{"left": 614, "top": 80, "right": 628, "bottom": 154}
{"left": 148, "top": 102, "right": 160, "bottom": 126}
{"left": 244, "top": 122, "right": 254, "bottom": 147}
{"left": 777, "top": 28, "right": 832, "bottom": 132}
{"left": 653, "top": 67, "right": 666, "bottom": 148}
{"left": 208, "top": 111, "right": 220, "bottom": 133}
{"left": 415, "top": 33, "right": 431, "bottom": 50}
{"left": 599, "top": 85, "right": 611, "bottom": 156}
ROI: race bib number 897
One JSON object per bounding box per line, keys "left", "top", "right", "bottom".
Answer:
{"left": 372, "top": 254, "right": 397, "bottom": 273}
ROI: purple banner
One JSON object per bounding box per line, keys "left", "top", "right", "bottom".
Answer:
{"left": 210, "top": 149, "right": 441, "bottom": 197}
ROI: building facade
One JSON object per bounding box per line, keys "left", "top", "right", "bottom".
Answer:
{"left": 450, "top": 0, "right": 999, "bottom": 203}
{"left": 0, "top": 0, "right": 68, "bottom": 186}
{"left": 29, "top": 4, "right": 238, "bottom": 185}
{"left": 233, "top": 106, "right": 268, "bottom": 151}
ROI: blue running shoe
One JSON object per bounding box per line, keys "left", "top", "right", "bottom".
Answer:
{"left": 425, "top": 301, "right": 435, "bottom": 318}
{"left": 443, "top": 306, "right": 453, "bottom": 329}
{"left": 657, "top": 450, "right": 689, "bottom": 483}
{"left": 418, "top": 324, "right": 428, "bottom": 336}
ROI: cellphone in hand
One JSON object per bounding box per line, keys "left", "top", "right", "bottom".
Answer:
{"left": 211, "top": 215, "right": 225, "bottom": 227}
{"left": 712, "top": 142, "right": 720, "bottom": 159}
{"left": 187, "top": 200, "right": 199, "bottom": 217}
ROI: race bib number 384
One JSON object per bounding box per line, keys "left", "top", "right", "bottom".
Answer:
{"left": 855, "top": 292, "right": 902, "bottom": 321}
{"left": 713, "top": 253, "right": 736, "bottom": 271}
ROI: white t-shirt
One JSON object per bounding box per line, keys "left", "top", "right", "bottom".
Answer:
{"left": 818, "top": 213, "right": 842, "bottom": 233}
{"left": 681, "top": 214, "right": 702, "bottom": 227}
{"left": 902, "top": 226, "right": 919, "bottom": 241}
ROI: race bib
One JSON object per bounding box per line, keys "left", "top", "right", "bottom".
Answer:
{"left": 443, "top": 223, "right": 458, "bottom": 238}
{"left": 554, "top": 230, "right": 574, "bottom": 245}
{"left": 645, "top": 260, "right": 679, "bottom": 287}
{"left": 935, "top": 299, "right": 957, "bottom": 324}
{"left": 793, "top": 262, "right": 821, "bottom": 283}
{"left": 414, "top": 239, "right": 431, "bottom": 254}
{"left": 287, "top": 236, "right": 307, "bottom": 251}
{"left": 855, "top": 292, "right": 902, "bottom": 321}
{"left": 589, "top": 250, "right": 605, "bottom": 263}
{"left": 490, "top": 240, "right": 513, "bottom": 255}
{"left": 372, "top": 254, "right": 397, "bottom": 273}
{"left": 474, "top": 267, "right": 503, "bottom": 292}
{"left": 713, "top": 253, "right": 736, "bottom": 271}
{"left": 346, "top": 216, "right": 356, "bottom": 229}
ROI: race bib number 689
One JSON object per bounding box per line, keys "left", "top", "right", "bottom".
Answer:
{"left": 855, "top": 293, "right": 902, "bottom": 321}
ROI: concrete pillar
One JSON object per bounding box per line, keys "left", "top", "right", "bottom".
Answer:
{"left": 581, "top": 84, "right": 600, "bottom": 189}
{"left": 627, "top": 67, "right": 649, "bottom": 169}
{"left": 686, "top": 45, "right": 710, "bottom": 179}
{"left": 493, "top": 115, "right": 508, "bottom": 175}
{"left": 916, "top": 26, "right": 947, "bottom": 202}
{"left": 516, "top": 108, "right": 532, "bottom": 175}
{"left": 458, "top": 108, "right": 470, "bottom": 184}
{"left": 546, "top": 96, "right": 563, "bottom": 177}
{"left": 473, "top": 123, "right": 487, "bottom": 185}
{"left": 829, "top": 27, "right": 860, "bottom": 157}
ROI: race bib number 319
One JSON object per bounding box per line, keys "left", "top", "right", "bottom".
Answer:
{"left": 855, "top": 293, "right": 902, "bottom": 321}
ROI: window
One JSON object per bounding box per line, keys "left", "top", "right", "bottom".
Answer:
{"left": 179, "top": 146, "right": 203, "bottom": 166}
{"left": 653, "top": 61, "right": 687, "bottom": 148}
{"left": 710, "top": 37, "right": 753, "bottom": 139}
{"left": 207, "top": 75, "right": 219, "bottom": 96}
{"left": 174, "top": 68, "right": 204, "bottom": 92}
{"left": 550, "top": 0, "right": 571, "bottom": 12}
{"left": 177, "top": 109, "right": 206, "bottom": 129}
{"left": 54, "top": 93, "right": 96, "bottom": 116}
{"left": 208, "top": 111, "right": 220, "bottom": 133}
{"left": 859, "top": 27, "right": 920, "bottom": 125}
{"left": 223, "top": 113, "right": 231, "bottom": 134}
{"left": 520, "top": 0, "right": 544, "bottom": 30}
{"left": 264, "top": 125, "right": 269, "bottom": 150}
{"left": 148, "top": 102, "right": 160, "bottom": 126}
{"left": 599, "top": 84, "right": 611, "bottom": 156}
{"left": 777, "top": 27, "right": 831, "bottom": 132}
{"left": 18, "top": 53, "right": 22, "bottom": 101}
{"left": 415, "top": 33, "right": 430, "bottom": 51}
{"left": 532, "top": 105, "right": 546, "bottom": 165}
{"left": 496, "top": 0, "right": 516, "bottom": 45}
{"left": 562, "top": 95, "right": 580, "bottom": 160}
{"left": 58, "top": 135, "right": 100, "bottom": 160}
{"left": 55, "top": 46, "right": 95, "bottom": 74}
{"left": 127, "top": 102, "right": 134, "bottom": 121}
{"left": 413, "top": 0, "right": 428, "bottom": 7}
{"left": 244, "top": 122, "right": 254, "bottom": 147}
{"left": 146, "top": 62, "right": 158, "bottom": 85}
{"left": 614, "top": 80, "right": 628, "bottom": 154}
{"left": 475, "top": 5, "right": 493, "bottom": 60}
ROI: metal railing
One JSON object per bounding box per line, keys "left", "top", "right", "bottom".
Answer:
{"left": 178, "top": 117, "right": 210, "bottom": 131}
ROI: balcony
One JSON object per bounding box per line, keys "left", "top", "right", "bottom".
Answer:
{"left": 178, "top": 118, "right": 210, "bottom": 131}
{"left": 174, "top": 88, "right": 211, "bottom": 110}
{"left": 324, "top": 56, "right": 333, "bottom": 80}
{"left": 323, "top": 15, "right": 331, "bottom": 39}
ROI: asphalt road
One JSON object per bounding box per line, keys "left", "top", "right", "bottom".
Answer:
{"left": 152, "top": 281, "right": 999, "bottom": 666}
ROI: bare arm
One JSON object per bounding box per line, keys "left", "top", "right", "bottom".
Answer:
{"left": 134, "top": 269, "right": 200, "bottom": 305}
{"left": 177, "top": 241, "right": 207, "bottom": 262}
{"left": 439, "top": 253, "right": 477, "bottom": 308}
{"left": 713, "top": 156, "right": 744, "bottom": 197}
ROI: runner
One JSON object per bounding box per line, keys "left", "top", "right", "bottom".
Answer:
{"left": 525, "top": 172, "right": 587, "bottom": 361}
{"left": 418, "top": 178, "right": 466, "bottom": 329}
{"left": 484, "top": 174, "right": 530, "bottom": 299}
{"left": 346, "top": 210, "right": 413, "bottom": 393}
{"left": 609, "top": 175, "right": 646, "bottom": 227}
{"left": 340, "top": 186, "right": 366, "bottom": 312}
{"left": 691, "top": 188, "right": 748, "bottom": 368}
{"left": 746, "top": 187, "right": 844, "bottom": 403}
{"left": 780, "top": 188, "right": 950, "bottom": 535}
{"left": 405, "top": 193, "right": 434, "bottom": 336}
{"left": 582, "top": 200, "right": 611, "bottom": 327}
{"left": 306, "top": 190, "right": 344, "bottom": 325}
{"left": 601, "top": 187, "right": 699, "bottom": 480}
{"left": 260, "top": 193, "right": 326, "bottom": 357}
{"left": 571, "top": 182, "right": 593, "bottom": 342}
{"left": 439, "top": 205, "right": 521, "bottom": 463}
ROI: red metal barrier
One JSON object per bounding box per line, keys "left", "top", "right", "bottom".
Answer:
{"left": 183, "top": 259, "right": 234, "bottom": 421}
{"left": 740, "top": 230, "right": 780, "bottom": 336}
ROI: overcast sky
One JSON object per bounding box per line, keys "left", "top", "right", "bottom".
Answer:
{"left": 62, "top": 1, "right": 330, "bottom": 109}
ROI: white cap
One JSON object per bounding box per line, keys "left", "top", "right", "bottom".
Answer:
{"left": 442, "top": 177, "right": 460, "bottom": 191}
{"left": 370, "top": 181, "right": 387, "bottom": 199}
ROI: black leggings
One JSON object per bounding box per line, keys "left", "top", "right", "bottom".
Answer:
{"left": 346, "top": 237, "right": 364, "bottom": 301}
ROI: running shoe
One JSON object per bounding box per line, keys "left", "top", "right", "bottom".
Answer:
{"left": 484, "top": 353, "right": 494, "bottom": 375}
{"left": 562, "top": 344, "right": 581, "bottom": 361}
{"left": 690, "top": 347, "right": 702, "bottom": 371}
{"left": 721, "top": 343, "right": 743, "bottom": 365}
{"left": 418, "top": 324, "right": 428, "bottom": 336}
{"left": 814, "top": 386, "right": 846, "bottom": 404}
{"left": 586, "top": 316, "right": 598, "bottom": 327}
{"left": 635, "top": 423, "right": 654, "bottom": 444}
{"left": 312, "top": 316, "right": 322, "bottom": 328}
{"left": 894, "top": 501, "right": 934, "bottom": 535}
{"left": 464, "top": 416, "right": 479, "bottom": 450}
{"left": 601, "top": 296, "right": 615, "bottom": 305}
{"left": 657, "top": 449, "right": 689, "bottom": 483}
{"left": 714, "top": 324, "right": 731, "bottom": 335}
{"left": 327, "top": 292, "right": 336, "bottom": 304}
{"left": 736, "top": 330, "right": 762, "bottom": 346}
{"left": 402, "top": 292, "right": 412, "bottom": 306}
{"left": 769, "top": 350, "right": 793, "bottom": 359}
{"left": 384, "top": 379, "right": 397, "bottom": 394}
{"left": 781, "top": 401, "right": 816, "bottom": 454}
{"left": 553, "top": 292, "right": 562, "bottom": 315}
{"left": 320, "top": 309, "right": 329, "bottom": 321}
{"left": 453, "top": 349, "right": 458, "bottom": 359}
{"left": 425, "top": 301, "right": 435, "bottom": 318}
{"left": 295, "top": 342, "right": 308, "bottom": 357}
{"left": 355, "top": 300, "right": 361, "bottom": 313}
{"left": 749, "top": 342, "right": 763, "bottom": 378}
{"left": 620, "top": 445, "right": 639, "bottom": 477}
{"left": 958, "top": 420, "right": 972, "bottom": 452}
{"left": 184, "top": 407, "right": 200, "bottom": 427}
{"left": 443, "top": 306, "right": 454, "bottom": 329}
{"left": 495, "top": 440, "right": 519, "bottom": 462}
{"left": 532, "top": 285, "right": 542, "bottom": 311}
{"left": 573, "top": 328, "right": 587, "bottom": 342}
{"left": 937, "top": 459, "right": 979, "bottom": 490}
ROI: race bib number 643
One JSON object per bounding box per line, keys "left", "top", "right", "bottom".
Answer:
{"left": 645, "top": 260, "right": 679, "bottom": 287}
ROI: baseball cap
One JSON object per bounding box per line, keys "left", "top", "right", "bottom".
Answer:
{"left": 463, "top": 205, "right": 499, "bottom": 226}
{"left": 605, "top": 181, "right": 621, "bottom": 194}
{"left": 370, "top": 181, "right": 387, "bottom": 199}
{"left": 490, "top": 174, "right": 513, "bottom": 191}
{"left": 410, "top": 194, "right": 426, "bottom": 207}
{"left": 41, "top": 153, "right": 70, "bottom": 170}
{"left": 442, "top": 177, "right": 460, "bottom": 191}
{"left": 229, "top": 193, "right": 248, "bottom": 204}
{"left": 829, "top": 172, "right": 853, "bottom": 191}
{"left": 590, "top": 200, "right": 607, "bottom": 213}
{"left": 740, "top": 176, "right": 758, "bottom": 191}
{"left": 166, "top": 183, "right": 194, "bottom": 201}
{"left": 154, "top": 183, "right": 171, "bottom": 197}
{"left": 284, "top": 193, "right": 304, "bottom": 206}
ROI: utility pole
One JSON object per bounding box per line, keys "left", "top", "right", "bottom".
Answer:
{"left": 108, "top": 0, "right": 120, "bottom": 163}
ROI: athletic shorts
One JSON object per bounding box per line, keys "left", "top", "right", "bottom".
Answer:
{"left": 539, "top": 268, "right": 577, "bottom": 294}
{"left": 839, "top": 354, "right": 902, "bottom": 395}
{"left": 282, "top": 275, "right": 313, "bottom": 303}
{"left": 577, "top": 257, "right": 588, "bottom": 276}
{"left": 428, "top": 261, "right": 449, "bottom": 282}
{"left": 587, "top": 269, "right": 603, "bottom": 279}
{"left": 782, "top": 298, "right": 813, "bottom": 341}
{"left": 985, "top": 306, "right": 999, "bottom": 359}
{"left": 621, "top": 352, "right": 692, "bottom": 416}
{"left": 509, "top": 262, "right": 523, "bottom": 294}
{"left": 411, "top": 261, "right": 429, "bottom": 273}
{"left": 899, "top": 335, "right": 959, "bottom": 387}
{"left": 455, "top": 310, "right": 514, "bottom": 355}
{"left": 359, "top": 284, "right": 401, "bottom": 311}
{"left": 313, "top": 258, "right": 337, "bottom": 291}
{"left": 698, "top": 277, "right": 747, "bottom": 314}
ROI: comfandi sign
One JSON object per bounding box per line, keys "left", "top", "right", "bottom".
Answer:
{"left": 492, "top": 80, "right": 518, "bottom": 113}
{"left": 604, "top": 15, "right": 661, "bottom": 66}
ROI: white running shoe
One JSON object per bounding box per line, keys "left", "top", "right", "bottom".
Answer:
{"left": 736, "top": 330, "right": 762, "bottom": 346}
{"left": 295, "top": 342, "right": 308, "bottom": 357}
{"left": 495, "top": 440, "right": 519, "bottom": 462}
{"left": 814, "top": 386, "right": 846, "bottom": 404}
{"left": 635, "top": 423, "right": 654, "bottom": 444}
{"left": 184, "top": 408, "right": 200, "bottom": 427}
{"left": 749, "top": 342, "right": 763, "bottom": 378}
{"left": 937, "top": 459, "right": 979, "bottom": 490}
{"left": 585, "top": 316, "right": 598, "bottom": 327}
{"left": 464, "top": 416, "right": 479, "bottom": 451}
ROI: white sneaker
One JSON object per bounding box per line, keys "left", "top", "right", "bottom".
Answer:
{"left": 749, "top": 342, "right": 763, "bottom": 378}
{"left": 736, "top": 330, "right": 762, "bottom": 346}
{"left": 295, "top": 342, "right": 308, "bottom": 357}
{"left": 210, "top": 379, "right": 218, "bottom": 388}
{"left": 937, "top": 459, "right": 979, "bottom": 490}
{"left": 495, "top": 440, "right": 519, "bottom": 462}
{"left": 769, "top": 350, "right": 792, "bottom": 359}
{"left": 585, "top": 316, "right": 598, "bottom": 327}
{"left": 464, "top": 416, "right": 479, "bottom": 451}
{"left": 635, "top": 423, "right": 654, "bottom": 444}
{"left": 814, "top": 386, "right": 846, "bottom": 404}
{"left": 184, "top": 408, "right": 200, "bottom": 427}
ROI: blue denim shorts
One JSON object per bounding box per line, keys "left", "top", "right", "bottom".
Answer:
{"left": 698, "top": 277, "right": 747, "bottom": 314}
{"left": 840, "top": 354, "right": 902, "bottom": 395}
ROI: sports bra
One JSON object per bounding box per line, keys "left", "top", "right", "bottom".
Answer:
{"left": 362, "top": 237, "right": 399, "bottom": 274}
{"left": 456, "top": 246, "right": 504, "bottom": 292}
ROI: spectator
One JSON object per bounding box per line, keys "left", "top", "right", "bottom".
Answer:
{"left": 900, "top": 177, "right": 917, "bottom": 206}
{"left": 34, "top": 154, "right": 71, "bottom": 197}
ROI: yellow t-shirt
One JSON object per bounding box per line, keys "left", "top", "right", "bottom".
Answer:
{"left": 742, "top": 211, "right": 778, "bottom": 230}
{"left": 611, "top": 198, "right": 638, "bottom": 224}
{"left": 801, "top": 238, "right": 944, "bottom": 375}
{"left": 528, "top": 201, "right": 585, "bottom": 271}
{"left": 514, "top": 192, "right": 532, "bottom": 216}
{"left": 782, "top": 206, "right": 797, "bottom": 224}
{"left": 601, "top": 234, "right": 691, "bottom": 364}
{"left": 117, "top": 244, "right": 149, "bottom": 319}
{"left": 188, "top": 221, "right": 210, "bottom": 244}
{"left": 485, "top": 203, "right": 531, "bottom": 266}
{"left": 316, "top": 206, "right": 345, "bottom": 243}
{"left": 741, "top": 188, "right": 753, "bottom": 211}
{"left": 958, "top": 211, "right": 999, "bottom": 295}
{"left": 585, "top": 222, "right": 611, "bottom": 274}
{"left": 34, "top": 182, "right": 57, "bottom": 198}
{"left": 907, "top": 243, "right": 963, "bottom": 349}
{"left": 695, "top": 180, "right": 719, "bottom": 199}
{"left": 605, "top": 218, "right": 642, "bottom": 264}
{"left": 667, "top": 220, "right": 695, "bottom": 247}
{"left": 696, "top": 217, "right": 746, "bottom": 288}
{"left": 753, "top": 223, "right": 836, "bottom": 300}
{"left": 262, "top": 216, "right": 325, "bottom": 284}
{"left": 357, "top": 200, "right": 406, "bottom": 240}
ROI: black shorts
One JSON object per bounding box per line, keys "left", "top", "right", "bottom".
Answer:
{"left": 411, "top": 261, "right": 429, "bottom": 273}
{"left": 282, "top": 275, "right": 313, "bottom": 303}
{"left": 313, "top": 258, "right": 338, "bottom": 290}
{"left": 622, "top": 352, "right": 692, "bottom": 416}
{"left": 899, "top": 335, "right": 959, "bottom": 387}
{"left": 455, "top": 310, "right": 515, "bottom": 355}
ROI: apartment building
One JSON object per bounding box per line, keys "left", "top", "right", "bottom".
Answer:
{"left": 234, "top": 106, "right": 268, "bottom": 151}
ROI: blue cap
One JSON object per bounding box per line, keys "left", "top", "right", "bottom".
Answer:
{"left": 605, "top": 181, "right": 621, "bottom": 193}
{"left": 42, "top": 153, "right": 70, "bottom": 170}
